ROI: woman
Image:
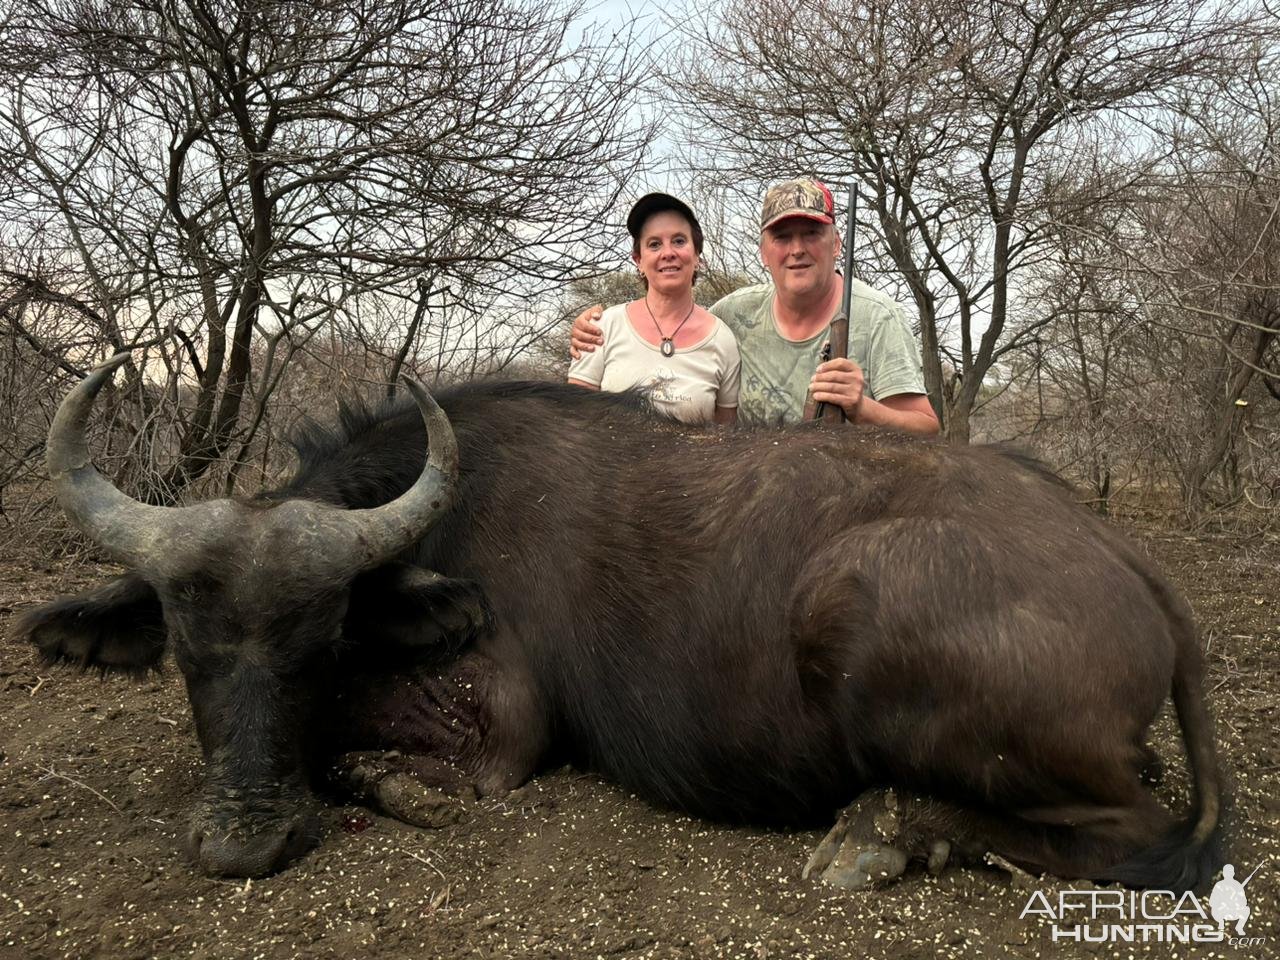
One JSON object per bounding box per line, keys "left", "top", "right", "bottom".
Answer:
{"left": 568, "top": 193, "right": 740, "bottom": 425}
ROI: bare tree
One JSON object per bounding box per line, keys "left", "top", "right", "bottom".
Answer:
{"left": 983, "top": 57, "right": 1280, "bottom": 520}
{"left": 1120, "top": 62, "right": 1280, "bottom": 514}
{"left": 676, "top": 0, "right": 1264, "bottom": 440}
{"left": 0, "top": 0, "right": 652, "bottom": 499}
{"left": 1022, "top": 44, "right": 1280, "bottom": 516}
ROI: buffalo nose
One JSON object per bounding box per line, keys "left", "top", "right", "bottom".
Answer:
{"left": 187, "top": 810, "right": 319, "bottom": 878}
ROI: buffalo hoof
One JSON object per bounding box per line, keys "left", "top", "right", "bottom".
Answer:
{"left": 821, "top": 841, "right": 909, "bottom": 890}
{"left": 332, "top": 753, "right": 466, "bottom": 829}
{"left": 371, "top": 771, "right": 465, "bottom": 829}
{"left": 927, "top": 838, "right": 952, "bottom": 875}
{"left": 803, "top": 788, "right": 917, "bottom": 890}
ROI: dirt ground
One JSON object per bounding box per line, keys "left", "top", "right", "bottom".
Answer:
{"left": 1, "top": 518, "right": 1277, "bottom": 960}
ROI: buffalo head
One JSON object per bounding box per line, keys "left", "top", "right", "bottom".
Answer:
{"left": 31, "top": 354, "right": 460, "bottom": 877}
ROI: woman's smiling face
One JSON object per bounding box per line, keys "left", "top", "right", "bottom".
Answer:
{"left": 633, "top": 210, "right": 700, "bottom": 294}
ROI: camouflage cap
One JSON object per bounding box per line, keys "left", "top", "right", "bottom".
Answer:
{"left": 760, "top": 179, "right": 835, "bottom": 231}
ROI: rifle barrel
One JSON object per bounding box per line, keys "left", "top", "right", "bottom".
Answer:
{"left": 839, "top": 183, "right": 857, "bottom": 326}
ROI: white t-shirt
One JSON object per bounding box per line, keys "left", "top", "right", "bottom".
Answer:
{"left": 568, "top": 304, "right": 741, "bottom": 424}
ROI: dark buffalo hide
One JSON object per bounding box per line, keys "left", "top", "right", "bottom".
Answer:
{"left": 16, "top": 376, "right": 1224, "bottom": 887}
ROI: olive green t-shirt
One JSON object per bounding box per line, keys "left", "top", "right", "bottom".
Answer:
{"left": 709, "top": 280, "right": 926, "bottom": 427}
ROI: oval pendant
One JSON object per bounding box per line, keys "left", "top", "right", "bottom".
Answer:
{"left": 660, "top": 339, "right": 674, "bottom": 358}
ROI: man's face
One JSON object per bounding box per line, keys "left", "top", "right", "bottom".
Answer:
{"left": 760, "top": 218, "right": 840, "bottom": 305}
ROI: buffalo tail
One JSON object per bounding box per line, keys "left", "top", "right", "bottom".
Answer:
{"left": 1096, "top": 587, "right": 1227, "bottom": 892}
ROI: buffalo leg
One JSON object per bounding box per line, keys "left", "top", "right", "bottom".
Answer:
{"left": 804, "top": 788, "right": 1045, "bottom": 891}
{"left": 805, "top": 786, "right": 1174, "bottom": 890}
{"left": 803, "top": 788, "right": 946, "bottom": 890}
{"left": 330, "top": 752, "right": 470, "bottom": 828}
{"left": 328, "top": 648, "right": 548, "bottom": 826}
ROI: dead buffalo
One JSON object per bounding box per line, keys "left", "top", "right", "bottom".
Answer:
{"left": 15, "top": 353, "right": 1224, "bottom": 889}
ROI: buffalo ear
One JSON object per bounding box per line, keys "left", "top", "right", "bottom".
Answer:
{"left": 347, "top": 563, "right": 489, "bottom": 658}
{"left": 13, "top": 573, "right": 166, "bottom": 674}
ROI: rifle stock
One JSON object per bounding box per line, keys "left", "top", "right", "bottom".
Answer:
{"left": 820, "top": 314, "right": 850, "bottom": 424}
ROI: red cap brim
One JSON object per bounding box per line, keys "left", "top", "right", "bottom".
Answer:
{"left": 760, "top": 211, "right": 835, "bottom": 232}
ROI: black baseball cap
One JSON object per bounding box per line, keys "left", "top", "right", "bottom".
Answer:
{"left": 626, "top": 193, "right": 703, "bottom": 251}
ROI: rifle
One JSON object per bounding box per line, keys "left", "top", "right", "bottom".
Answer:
{"left": 803, "top": 183, "right": 857, "bottom": 423}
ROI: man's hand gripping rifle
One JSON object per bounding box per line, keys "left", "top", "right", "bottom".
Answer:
{"left": 802, "top": 183, "right": 858, "bottom": 424}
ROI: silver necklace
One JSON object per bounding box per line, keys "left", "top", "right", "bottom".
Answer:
{"left": 644, "top": 297, "right": 696, "bottom": 358}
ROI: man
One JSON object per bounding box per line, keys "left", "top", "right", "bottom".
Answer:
{"left": 572, "top": 179, "right": 940, "bottom": 436}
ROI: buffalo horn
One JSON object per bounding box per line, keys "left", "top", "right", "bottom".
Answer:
{"left": 46, "top": 353, "right": 184, "bottom": 568}
{"left": 48, "top": 358, "right": 457, "bottom": 573}
{"left": 339, "top": 376, "right": 459, "bottom": 568}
